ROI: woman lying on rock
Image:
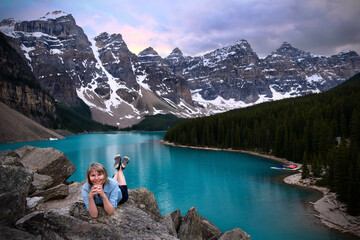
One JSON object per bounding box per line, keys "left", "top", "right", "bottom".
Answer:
{"left": 81, "top": 155, "right": 130, "bottom": 218}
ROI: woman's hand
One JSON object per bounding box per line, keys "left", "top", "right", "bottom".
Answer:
{"left": 89, "top": 184, "right": 102, "bottom": 197}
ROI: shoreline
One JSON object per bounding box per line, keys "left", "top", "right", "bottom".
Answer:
{"left": 161, "top": 140, "right": 360, "bottom": 237}
{"left": 160, "top": 140, "right": 292, "bottom": 164}
{"left": 284, "top": 173, "right": 360, "bottom": 237}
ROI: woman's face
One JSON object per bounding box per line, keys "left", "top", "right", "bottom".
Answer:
{"left": 89, "top": 170, "right": 104, "bottom": 185}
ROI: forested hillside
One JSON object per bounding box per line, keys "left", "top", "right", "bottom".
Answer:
{"left": 122, "top": 114, "right": 185, "bottom": 131}
{"left": 55, "top": 102, "right": 117, "bottom": 133}
{"left": 164, "top": 73, "right": 360, "bottom": 215}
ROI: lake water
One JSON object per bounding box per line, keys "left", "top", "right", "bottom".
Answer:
{"left": 0, "top": 132, "right": 357, "bottom": 240}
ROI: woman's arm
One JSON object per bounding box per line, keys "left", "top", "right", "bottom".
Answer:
{"left": 82, "top": 183, "right": 98, "bottom": 218}
{"left": 88, "top": 195, "right": 98, "bottom": 218}
{"left": 99, "top": 186, "right": 115, "bottom": 215}
{"left": 88, "top": 185, "right": 100, "bottom": 218}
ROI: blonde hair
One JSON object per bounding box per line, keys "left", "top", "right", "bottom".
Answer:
{"left": 86, "top": 163, "right": 109, "bottom": 186}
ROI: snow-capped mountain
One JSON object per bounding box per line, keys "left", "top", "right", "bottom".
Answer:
{"left": 1, "top": 11, "right": 360, "bottom": 127}
{"left": 165, "top": 40, "right": 360, "bottom": 108}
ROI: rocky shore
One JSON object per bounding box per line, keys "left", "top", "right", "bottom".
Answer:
{"left": 284, "top": 173, "right": 360, "bottom": 237}
{"left": 162, "top": 140, "right": 360, "bottom": 238}
{"left": 0, "top": 145, "right": 250, "bottom": 240}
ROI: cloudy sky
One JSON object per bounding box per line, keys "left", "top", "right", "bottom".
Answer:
{"left": 0, "top": 0, "right": 359, "bottom": 58}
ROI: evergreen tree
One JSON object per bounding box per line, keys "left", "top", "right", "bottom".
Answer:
{"left": 302, "top": 152, "right": 310, "bottom": 179}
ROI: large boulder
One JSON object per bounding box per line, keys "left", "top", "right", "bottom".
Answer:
{"left": 30, "top": 183, "right": 69, "bottom": 202}
{"left": 15, "top": 211, "right": 44, "bottom": 236}
{"left": 219, "top": 228, "right": 251, "bottom": 240}
{"left": 15, "top": 145, "right": 76, "bottom": 186}
{"left": 178, "top": 206, "right": 222, "bottom": 240}
{"left": 161, "top": 213, "right": 178, "bottom": 237}
{"left": 0, "top": 152, "right": 33, "bottom": 226}
{"left": 127, "top": 187, "right": 162, "bottom": 222}
{"left": 32, "top": 173, "right": 54, "bottom": 191}
{"left": 17, "top": 201, "right": 178, "bottom": 240}
{"left": 200, "top": 215, "right": 223, "bottom": 240}
{"left": 0, "top": 150, "right": 22, "bottom": 166}
{"left": 171, "top": 209, "right": 183, "bottom": 232}
{"left": 178, "top": 207, "right": 203, "bottom": 240}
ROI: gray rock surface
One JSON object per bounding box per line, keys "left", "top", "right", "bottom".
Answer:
{"left": 178, "top": 206, "right": 222, "bottom": 240}
{"left": 30, "top": 183, "right": 69, "bottom": 201}
{"left": 15, "top": 211, "right": 44, "bottom": 236}
{"left": 0, "top": 225, "right": 37, "bottom": 240}
{"left": 32, "top": 173, "right": 54, "bottom": 191}
{"left": 15, "top": 145, "right": 76, "bottom": 186}
{"left": 66, "top": 201, "right": 178, "bottom": 239}
{"left": 171, "top": 209, "right": 183, "bottom": 232}
{"left": 0, "top": 150, "right": 22, "bottom": 165}
{"left": 219, "top": 228, "right": 251, "bottom": 240}
{"left": 127, "top": 187, "right": 162, "bottom": 221}
{"left": 200, "top": 215, "right": 223, "bottom": 240}
{"left": 27, "top": 197, "right": 45, "bottom": 211}
{"left": 161, "top": 213, "right": 178, "bottom": 237}
{"left": 178, "top": 206, "right": 203, "bottom": 240}
{"left": 0, "top": 160, "right": 33, "bottom": 226}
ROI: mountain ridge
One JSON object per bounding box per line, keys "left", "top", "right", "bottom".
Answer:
{"left": 1, "top": 10, "right": 359, "bottom": 127}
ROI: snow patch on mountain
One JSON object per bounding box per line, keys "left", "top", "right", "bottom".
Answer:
{"left": 306, "top": 74, "right": 323, "bottom": 83}
{"left": 131, "top": 63, "right": 150, "bottom": 94}
{"left": 20, "top": 44, "right": 34, "bottom": 70}
{"left": 39, "top": 11, "right": 70, "bottom": 21}
{"left": 0, "top": 24, "right": 15, "bottom": 37}
{"left": 192, "top": 91, "right": 250, "bottom": 114}
{"left": 88, "top": 38, "right": 122, "bottom": 114}
{"left": 20, "top": 44, "right": 34, "bottom": 61}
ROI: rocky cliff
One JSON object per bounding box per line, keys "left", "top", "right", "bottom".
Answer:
{"left": 1, "top": 11, "right": 359, "bottom": 127}
{"left": 0, "top": 32, "right": 57, "bottom": 127}
{"left": 9, "top": 11, "right": 90, "bottom": 107}
{"left": 0, "top": 146, "right": 250, "bottom": 239}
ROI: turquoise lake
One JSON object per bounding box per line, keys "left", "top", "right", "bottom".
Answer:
{"left": 0, "top": 131, "right": 357, "bottom": 240}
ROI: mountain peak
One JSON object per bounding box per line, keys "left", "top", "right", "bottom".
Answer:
{"left": 167, "top": 47, "right": 184, "bottom": 58}
{"left": 235, "top": 39, "right": 248, "bottom": 45}
{"left": 271, "top": 41, "right": 308, "bottom": 58}
{"left": 337, "top": 50, "right": 359, "bottom": 57}
{"left": 165, "top": 47, "right": 186, "bottom": 64}
{"left": 0, "top": 18, "right": 18, "bottom": 27}
{"left": 279, "top": 41, "right": 293, "bottom": 48}
{"left": 95, "top": 32, "right": 124, "bottom": 41}
{"left": 96, "top": 32, "right": 109, "bottom": 38}
{"left": 138, "top": 47, "right": 159, "bottom": 56}
{"left": 230, "top": 39, "right": 253, "bottom": 52}
{"left": 171, "top": 47, "right": 183, "bottom": 55}
{"left": 39, "top": 11, "right": 71, "bottom": 21}
{"left": 276, "top": 42, "right": 304, "bottom": 53}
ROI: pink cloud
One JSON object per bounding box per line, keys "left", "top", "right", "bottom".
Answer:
{"left": 77, "top": 12, "right": 178, "bottom": 57}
